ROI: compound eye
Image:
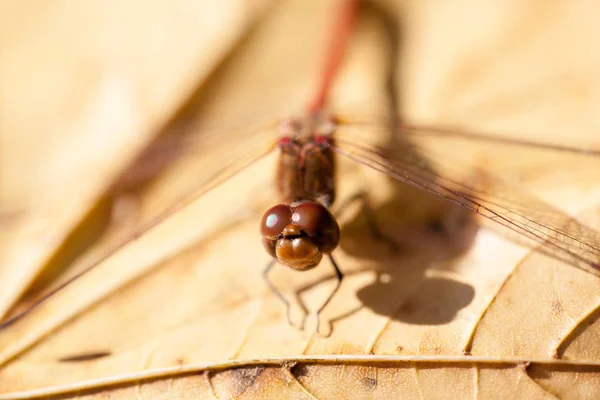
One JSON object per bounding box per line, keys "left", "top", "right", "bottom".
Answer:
{"left": 260, "top": 204, "right": 292, "bottom": 238}
{"left": 292, "top": 201, "right": 340, "bottom": 253}
{"left": 292, "top": 201, "right": 335, "bottom": 236}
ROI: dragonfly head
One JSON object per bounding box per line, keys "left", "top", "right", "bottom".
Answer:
{"left": 260, "top": 201, "right": 340, "bottom": 271}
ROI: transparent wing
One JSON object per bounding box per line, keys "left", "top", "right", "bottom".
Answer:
{"left": 333, "top": 117, "right": 600, "bottom": 272}
{"left": 6, "top": 112, "right": 600, "bottom": 327}
{"left": 335, "top": 113, "right": 600, "bottom": 158}
{"left": 0, "top": 118, "right": 282, "bottom": 328}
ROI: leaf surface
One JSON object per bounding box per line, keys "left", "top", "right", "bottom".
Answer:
{"left": 2, "top": 1, "right": 600, "bottom": 399}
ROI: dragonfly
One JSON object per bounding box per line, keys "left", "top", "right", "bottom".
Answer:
{"left": 3, "top": 0, "right": 600, "bottom": 337}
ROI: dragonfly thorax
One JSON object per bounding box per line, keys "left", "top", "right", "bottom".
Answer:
{"left": 275, "top": 116, "right": 338, "bottom": 206}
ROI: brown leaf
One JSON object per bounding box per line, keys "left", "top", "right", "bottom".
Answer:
{"left": 0, "top": 0, "right": 271, "bottom": 320}
{"left": 2, "top": 0, "right": 600, "bottom": 399}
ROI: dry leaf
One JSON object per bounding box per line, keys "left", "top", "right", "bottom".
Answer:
{"left": 0, "top": 0, "right": 271, "bottom": 321}
{"left": 2, "top": 0, "right": 600, "bottom": 399}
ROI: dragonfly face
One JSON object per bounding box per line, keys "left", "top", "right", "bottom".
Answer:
{"left": 260, "top": 201, "right": 340, "bottom": 270}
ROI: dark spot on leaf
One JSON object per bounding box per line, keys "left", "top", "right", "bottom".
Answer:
{"left": 290, "top": 363, "right": 311, "bottom": 378}
{"left": 58, "top": 351, "right": 112, "bottom": 362}
{"left": 361, "top": 377, "right": 377, "bottom": 390}
{"left": 230, "top": 366, "right": 266, "bottom": 394}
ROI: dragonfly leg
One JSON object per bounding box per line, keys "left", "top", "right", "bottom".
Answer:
{"left": 337, "top": 191, "right": 399, "bottom": 252}
{"left": 315, "top": 254, "right": 344, "bottom": 336}
{"left": 263, "top": 259, "right": 306, "bottom": 329}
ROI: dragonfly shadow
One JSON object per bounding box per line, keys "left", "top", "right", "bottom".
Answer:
{"left": 337, "top": 192, "right": 478, "bottom": 325}
{"left": 331, "top": 113, "right": 480, "bottom": 325}
{"left": 357, "top": 274, "right": 475, "bottom": 325}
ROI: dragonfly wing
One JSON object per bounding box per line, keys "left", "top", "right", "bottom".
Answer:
{"left": 333, "top": 121, "right": 600, "bottom": 272}
{"left": 1, "top": 121, "right": 281, "bottom": 329}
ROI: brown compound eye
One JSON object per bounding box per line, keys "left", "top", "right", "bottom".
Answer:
{"left": 291, "top": 201, "right": 340, "bottom": 254}
{"left": 260, "top": 204, "right": 292, "bottom": 238}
